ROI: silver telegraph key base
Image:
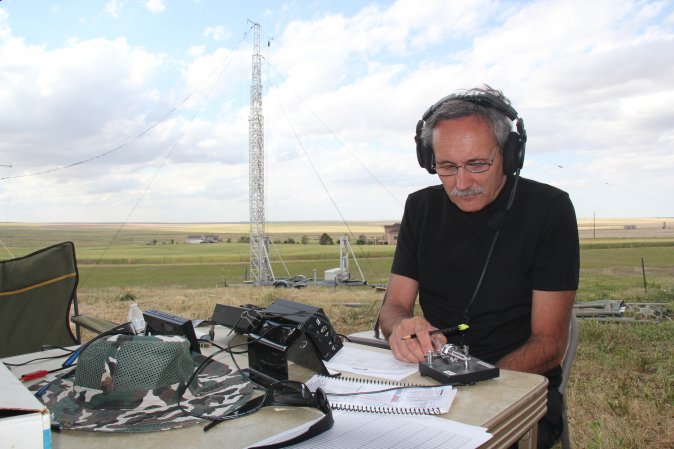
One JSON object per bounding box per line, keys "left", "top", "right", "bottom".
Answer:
{"left": 419, "top": 344, "right": 500, "bottom": 385}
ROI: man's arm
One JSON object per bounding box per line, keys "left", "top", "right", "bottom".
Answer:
{"left": 379, "top": 273, "right": 445, "bottom": 363}
{"left": 496, "top": 290, "right": 575, "bottom": 374}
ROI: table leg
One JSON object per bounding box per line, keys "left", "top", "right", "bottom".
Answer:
{"left": 517, "top": 425, "right": 538, "bottom": 449}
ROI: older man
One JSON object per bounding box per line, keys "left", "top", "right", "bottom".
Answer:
{"left": 380, "top": 86, "right": 579, "bottom": 448}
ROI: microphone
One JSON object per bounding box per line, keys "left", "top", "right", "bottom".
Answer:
{"left": 486, "top": 171, "right": 520, "bottom": 232}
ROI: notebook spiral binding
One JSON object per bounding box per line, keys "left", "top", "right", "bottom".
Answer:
{"left": 311, "top": 374, "right": 449, "bottom": 415}
{"left": 330, "top": 375, "right": 421, "bottom": 387}
{"left": 332, "top": 403, "right": 442, "bottom": 415}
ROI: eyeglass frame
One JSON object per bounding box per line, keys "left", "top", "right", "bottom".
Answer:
{"left": 432, "top": 146, "right": 500, "bottom": 176}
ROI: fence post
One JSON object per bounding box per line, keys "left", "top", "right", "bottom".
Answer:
{"left": 641, "top": 257, "right": 647, "bottom": 293}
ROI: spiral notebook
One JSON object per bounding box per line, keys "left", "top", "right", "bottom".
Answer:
{"left": 305, "top": 374, "right": 456, "bottom": 414}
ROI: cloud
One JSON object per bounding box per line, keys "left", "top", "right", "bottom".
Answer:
{"left": 105, "top": 0, "right": 123, "bottom": 18}
{"left": 203, "top": 25, "right": 230, "bottom": 41}
{"left": 145, "top": 0, "right": 166, "bottom": 14}
{"left": 0, "top": 0, "right": 673, "bottom": 222}
{"left": 0, "top": 35, "right": 168, "bottom": 170}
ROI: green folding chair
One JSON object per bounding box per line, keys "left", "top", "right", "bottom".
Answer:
{"left": 0, "top": 241, "right": 116, "bottom": 358}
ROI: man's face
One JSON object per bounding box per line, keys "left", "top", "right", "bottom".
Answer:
{"left": 431, "top": 115, "right": 507, "bottom": 212}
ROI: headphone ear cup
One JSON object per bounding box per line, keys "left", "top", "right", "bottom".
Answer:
{"left": 502, "top": 132, "right": 519, "bottom": 175}
{"left": 415, "top": 119, "right": 436, "bottom": 174}
{"left": 502, "top": 118, "right": 526, "bottom": 175}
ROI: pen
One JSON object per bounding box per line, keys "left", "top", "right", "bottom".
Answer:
{"left": 400, "top": 323, "right": 469, "bottom": 341}
{"left": 20, "top": 370, "right": 49, "bottom": 381}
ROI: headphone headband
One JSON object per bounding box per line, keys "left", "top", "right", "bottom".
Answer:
{"left": 415, "top": 90, "right": 526, "bottom": 176}
{"left": 421, "top": 91, "right": 519, "bottom": 122}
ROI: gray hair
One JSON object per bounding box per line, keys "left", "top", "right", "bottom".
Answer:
{"left": 420, "top": 85, "right": 515, "bottom": 154}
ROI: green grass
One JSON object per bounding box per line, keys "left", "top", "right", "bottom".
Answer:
{"left": 568, "top": 320, "right": 674, "bottom": 448}
{"left": 3, "top": 223, "right": 673, "bottom": 448}
{"left": 3, "top": 223, "right": 673, "bottom": 299}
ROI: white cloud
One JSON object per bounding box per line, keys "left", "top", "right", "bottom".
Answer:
{"left": 0, "top": 0, "right": 673, "bottom": 222}
{"left": 145, "top": 0, "right": 166, "bottom": 14}
{"left": 203, "top": 25, "right": 230, "bottom": 41}
{"left": 105, "top": 0, "right": 123, "bottom": 18}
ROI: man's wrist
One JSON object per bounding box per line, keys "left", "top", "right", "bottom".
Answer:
{"left": 381, "top": 314, "right": 410, "bottom": 339}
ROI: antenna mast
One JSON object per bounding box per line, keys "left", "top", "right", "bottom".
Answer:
{"left": 248, "top": 22, "right": 273, "bottom": 284}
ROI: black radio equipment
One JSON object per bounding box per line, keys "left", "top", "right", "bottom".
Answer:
{"left": 244, "top": 299, "right": 342, "bottom": 386}
{"left": 260, "top": 298, "right": 342, "bottom": 361}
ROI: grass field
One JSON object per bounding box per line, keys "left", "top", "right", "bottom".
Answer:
{"left": 1, "top": 221, "right": 673, "bottom": 448}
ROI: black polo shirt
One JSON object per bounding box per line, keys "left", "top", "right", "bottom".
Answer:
{"left": 391, "top": 176, "right": 579, "bottom": 386}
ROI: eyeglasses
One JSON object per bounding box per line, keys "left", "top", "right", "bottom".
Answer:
{"left": 205, "top": 380, "right": 334, "bottom": 447}
{"left": 433, "top": 146, "right": 499, "bottom": 176}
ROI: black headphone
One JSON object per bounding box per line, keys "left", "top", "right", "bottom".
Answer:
{"left": 415, "top": 91, "right": 527, "bottom": 175}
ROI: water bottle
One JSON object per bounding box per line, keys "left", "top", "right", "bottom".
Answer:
{"left": 128, "top": 303, "right": 146, "bottom": 334}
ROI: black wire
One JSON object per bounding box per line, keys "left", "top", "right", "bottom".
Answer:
{"left": 323, "top": 384, "right": 444, "bottom": 397}
{"left": 227, "top": 322, "right": 299, "bottom": 387}
{"left": 2, "top": 347, "right": 74, "bottom": 367}
{"left": 41, "top": 345, "right": 77, "bottom": 352}
{"left": 461, "top": 170, "right": 521, "bottom": 329}
{"left": 0, "top": 26, "right": 254, "bottom": 184}
{"left": 174, "top": 321, "right": 303, "bottom": 429}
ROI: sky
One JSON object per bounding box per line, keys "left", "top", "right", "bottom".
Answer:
{"left": 0, "top": 0, "right": 673, "bottom": 223}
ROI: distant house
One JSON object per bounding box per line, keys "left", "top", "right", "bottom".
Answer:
{"left": 185, "top": 234, "right": 221, "bottom": 244}
{"left": 383, "top": 223, "right": 400, "bottom": 245}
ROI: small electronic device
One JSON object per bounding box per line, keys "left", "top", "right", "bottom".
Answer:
{"left": 419, "top": 344, "right": 499, "bottom": 385}
{"left": 245, "top": 298, "right": 341, "bottom": 387}
{"left": 143, "top": 309, "right": 202, "bottom": 354}
{"left": 211, "top": 303, "right": 261, "bottom": 334}
{"left": 262, "top": 298, "right": 342, "bottom": 361}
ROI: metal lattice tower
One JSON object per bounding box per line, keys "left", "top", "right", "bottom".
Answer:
{"left": 248, "top": 22, "right": 273, "bottom": 283}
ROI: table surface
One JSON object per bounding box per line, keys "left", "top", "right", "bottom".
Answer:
{"left": 2, "top": 328, "right": 548, "bottom": 449}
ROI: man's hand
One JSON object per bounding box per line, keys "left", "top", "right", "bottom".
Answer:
{"left": 388, "top": 316, "right": 447, "bottom": 363}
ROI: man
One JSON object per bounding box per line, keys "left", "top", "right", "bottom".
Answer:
{"left": 379, "top": 85, "right": 579, "bottom": 448}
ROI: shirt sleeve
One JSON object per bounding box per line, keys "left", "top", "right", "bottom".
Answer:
{"left": 531, "top": 192, "right": 580, "bottom": 292}
{"left": 391, "top": 195, "right": 420, "bottom": 281}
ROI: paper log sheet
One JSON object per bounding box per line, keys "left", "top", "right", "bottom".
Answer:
{"left": 323, "top": 346, "right": 418, "bottom": 381}
{"left": 247, "top": 410, "right": 492, "bottom": 449}
{"left": 305, "top": 374, "right": 456, "bottom": 414}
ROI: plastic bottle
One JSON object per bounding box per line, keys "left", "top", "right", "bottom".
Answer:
{"left": 128, "top": 303, "right": 146, "bottom": 334}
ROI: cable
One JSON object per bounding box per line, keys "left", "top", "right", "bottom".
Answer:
{"left": 175, "top": 320, "right": 306, "bottom": 430}
{"left": 1, "top": 27, "right": 254, "bottom": 183}
{"left": 461, "top": 171, "right": 521, "bottom": 330}
{"left": 265, "top": 65, "right": 388, "bottom": 283}
{"left": 78, "top": 28, "right": 253, "bottom": 286}
{"left": 2, "top": 347, "right": 74, "bottom": 368}
{"left": 323, "top": 384, "right": 443, "bottom": 397}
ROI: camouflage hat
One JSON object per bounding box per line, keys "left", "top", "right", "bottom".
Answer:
{"left": 35, "top": 334, "right": 253, "bottom": 432}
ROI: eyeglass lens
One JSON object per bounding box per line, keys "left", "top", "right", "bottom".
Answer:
{"left": 270, "top": 381, "right": 314, "bottom": 406}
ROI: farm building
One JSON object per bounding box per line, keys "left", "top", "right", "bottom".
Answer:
{"left": 185, "top": 234, "right": 221, "bottom": 244}
{"left": 383, "top": 223, "right": 400, "bottom": 245}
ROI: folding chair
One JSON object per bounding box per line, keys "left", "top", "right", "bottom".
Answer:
{"left": 346, "top": 291, "right": 391, "bottom": 349}
{"left": 558, "top": 311, "right": 579, "bottom": 449}
{"left": 0, "top": 241, "right": 116, "bottom": 358}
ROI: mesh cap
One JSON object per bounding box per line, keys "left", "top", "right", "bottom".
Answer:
{"left": 74, "top": 335, "right": 195, "bottom": 393}
{"left": 34, "top": 334, "right": 253, "bottom": 432}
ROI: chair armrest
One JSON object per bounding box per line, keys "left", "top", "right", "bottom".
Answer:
{"left": 71, "top": 315, "right": 119, "bottom": 334}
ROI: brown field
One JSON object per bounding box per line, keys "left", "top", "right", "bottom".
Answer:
{"left": 577, "top": 217, "right": 674, "bottom": 239}
{"left": 8, "top": 217, "right": 674, "bottom": 238}
{"left": 19, "top": 221, "right": 394, "bottom": 235}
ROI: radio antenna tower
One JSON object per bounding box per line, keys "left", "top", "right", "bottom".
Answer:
{"left": 248, "top": 21, "right": 273, "bottom": 284}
